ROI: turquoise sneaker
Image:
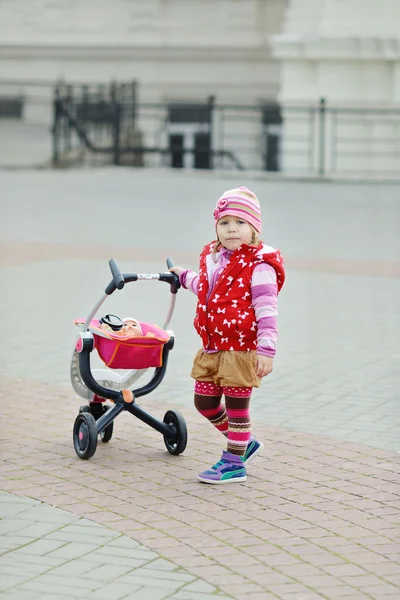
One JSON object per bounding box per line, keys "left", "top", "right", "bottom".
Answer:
{"left": 198, "top": 451, "right": 247, "bottom": 484}
{"left": 243, "top": 437, "right": 264, "bottom": 466}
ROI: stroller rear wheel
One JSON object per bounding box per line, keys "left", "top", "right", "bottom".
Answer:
{"left": 163, "top": 410, "right": 187, "bottom": 455}
{"left": 73, "top": 412, "right": 98, "bottom": 459}
{"left": 78, "top": 404, "right": 113, "bottom": 443}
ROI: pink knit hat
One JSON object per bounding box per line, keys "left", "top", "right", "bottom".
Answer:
{"left": 213, "top": 186, "right": 262, "bottom": 233}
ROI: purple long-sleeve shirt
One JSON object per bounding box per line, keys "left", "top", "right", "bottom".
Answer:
{"left": 180, "top": 245, "right": 278, "bottom": 357}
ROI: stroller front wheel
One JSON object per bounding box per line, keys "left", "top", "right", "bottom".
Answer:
{"left": 73, "top": 413, "right": 98, "bottom": 459}
{"left": 163, "top": 410, "right": 187, "bottom": 456}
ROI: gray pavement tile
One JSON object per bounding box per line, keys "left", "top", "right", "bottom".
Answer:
{"left": 129, "top": 568, "right": 196, "bottom": 583}
{"left": 9, "top": 522, "right": 66, "bottom": 538}
{"left": 80, "top": 552, "right": 150, "bottom": 569}
{"left": 84, "top": 562, "right": 137, "bottom": 581}
{"left": 84, "top": 545, "right": 159, "bottom": 561}
{"left": 0, "top": 553, "right": 67, "bottom": 569}
{"left": 115, "top": 572, "right": 189, "bottom": 589}
{"left": 43, "top": 530, "right": 120, "bottom": 545}
{"left": 143, "top": 558, "right": 180, "bottom": 571}
{"left": 0, "top": 505, "right": 33, "bottom": 519}
{"left": 19, "top": 574, "right": 102, "bottom": 592}
{"left": 85, "top": 583, "right": 142, "bottom": 600}
{"left": 28, "top": 597, "right": 77, "bottom": 600}
{"left": 0, "top": 559, "right": 54, "bottom": 577}
{"left": 0, "top": 591, "right": 41, "bottom": 600}
{"left": 16, "top": 585, "right": 88, "bottom": 599}
{"left": 0, "top": 519, "right": 37, "bottom": 536}
{"left": 121, "top": 589, "right": 178, "bottom": 600}
{"left": 44, "top": 542, "right": 103, "bottom": 560}
{"left": 0, "top": 576, "right": 34, "bottom": 592}
{"left": 40, "top": 559, "right": 97, "bottom": 579}
{"left": 0, "top": 492, "right": 40, "bottom": 506}
{"left": 0, "top": 536, "right": 38, "bottom": 553}
{"left": 11, "top": 539, "right": 67, "bottom": 556}
{"left": 13, "top": 506, "right": 80, "bottom": 525}
{"left": 57, "top": 523, "right": 121, "bottom": 537}
{"left": 179, "top": 579, "right": 219, "bottom": 593}
{"left": 169, "top": 594, "right": 231, "bottom": 600}
{"left": 106, "top": 536, "right": 143, "bottom": 549}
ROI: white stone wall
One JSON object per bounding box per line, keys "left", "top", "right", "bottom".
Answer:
{"left": 0, "top": 0, "right": 287, "bottom": 169}
{"left": 0, "top": 0, "right": 286, "bottom": 103}
{"left": 271, "top": 0, "right": 400, "bottom": 176}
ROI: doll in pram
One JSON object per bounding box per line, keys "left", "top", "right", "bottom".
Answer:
{"left": 71, "top": 258, "right": 187, "bottom": 460}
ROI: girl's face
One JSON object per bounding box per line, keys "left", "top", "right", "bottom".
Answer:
{"left": 216, "top": 215, "right": 253, "bottom": 251}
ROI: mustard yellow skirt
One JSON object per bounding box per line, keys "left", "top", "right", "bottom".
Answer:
{"left": 190, "top": 349, "right": 261, "bottom": 388}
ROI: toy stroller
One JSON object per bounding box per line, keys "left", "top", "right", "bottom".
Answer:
{"left": 71, "top": 257, "right": 187, "bottom": 460}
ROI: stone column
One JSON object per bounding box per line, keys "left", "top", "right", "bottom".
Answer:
{"left": 270, "top": 0, "right": 400, "bottom": 176}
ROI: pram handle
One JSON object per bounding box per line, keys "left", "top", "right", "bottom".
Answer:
{"left": 109, "top": 258, "right": 125, "bottom": 289}
{"left": 105, "top": 258, "right": 125, "bottom": 294}
{"left": 104, "top": 257, "right": 180, "bottom": 296}
{"left": 164, "top": 257, "right": 181, "bottom": 294}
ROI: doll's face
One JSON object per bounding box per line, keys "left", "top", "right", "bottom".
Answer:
{"left": 122, "top": 320, "right": 142, "bottom": 336}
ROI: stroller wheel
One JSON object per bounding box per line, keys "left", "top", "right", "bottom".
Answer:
{"left": 100, "top": 406, "right": 114, "bottom": 443}
{"left": 163, "top": 410, "right": 187, "bottom": 456}
{"left": 73, "top": 413, "right": 98, "bottom": 460}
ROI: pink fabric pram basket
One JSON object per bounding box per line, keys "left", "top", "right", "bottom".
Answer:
{"left": 75, "top": 319, "right": 170, "bottom": 369}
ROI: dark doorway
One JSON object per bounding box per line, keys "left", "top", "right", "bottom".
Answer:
{"left": 167, "top": 99, "right": 213, "bottom": 169}
{"left": 169, "top": 134, "right": 184, "bottom": 168}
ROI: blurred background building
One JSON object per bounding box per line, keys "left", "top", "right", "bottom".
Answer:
{"left": 271, "top": 0, "right": 400, "bottom": 176}
{"left": 0, "top": 0, "right": 399, "bottom": 177}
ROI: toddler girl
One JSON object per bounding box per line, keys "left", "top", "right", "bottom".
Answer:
{"left": 170, "top": 186, "right": 285, "bottom": 484}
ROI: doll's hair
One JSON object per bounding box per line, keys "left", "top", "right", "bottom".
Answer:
{"left": 212, "top": 224, "right": 259, "bottom": 261}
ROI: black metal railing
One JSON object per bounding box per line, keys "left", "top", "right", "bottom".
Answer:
{"left": 51, "top": 85, "right": 245, "bottom": 170}
{"left": 52, "top": 81, "right": 138, "bottom": 166}
{"left": 1, "top": 79, "right": 399, "bottom": 177}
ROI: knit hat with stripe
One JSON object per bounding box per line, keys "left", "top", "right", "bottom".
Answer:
{"left": 213, "top": 186, "right": 262, "bottom": 233}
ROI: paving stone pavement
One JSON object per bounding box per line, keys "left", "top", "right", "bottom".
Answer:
{"left": 1, "top": 168, "right": 400, "bottom": 599}
{"left": 0, "top": 490, "right": 223, "bottom": 600}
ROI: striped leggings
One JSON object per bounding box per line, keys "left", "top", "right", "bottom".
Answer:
{"left": 194, "top": 380, "right": 252, "bottom": 456}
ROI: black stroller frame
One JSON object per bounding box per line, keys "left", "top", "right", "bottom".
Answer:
{"left": 72, "top": 257, "right": 187, "bottom": 460}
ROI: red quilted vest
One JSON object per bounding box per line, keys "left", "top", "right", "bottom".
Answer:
{"left": 194, "top": 242, "right": 285, "bottom": 351}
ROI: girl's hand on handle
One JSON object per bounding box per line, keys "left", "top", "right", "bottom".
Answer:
{"left": 169, "top": 266, "right": 184, "bottom": 277}
{"left": 256, "top": 355, "right": 273, "bottom": 378}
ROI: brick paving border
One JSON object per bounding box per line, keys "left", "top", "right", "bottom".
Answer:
{"left": 1, "top": 377, "right": 399, "bottom": 600}
{"left": 1, "top": 241, "right": 400, "bottom": 277}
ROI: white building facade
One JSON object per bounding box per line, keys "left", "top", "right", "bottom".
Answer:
{"left": 1, "top": 0, "right": 399, "bottom": 175}
{"left": 271, "top": 0, "right": 400, "bottom": 176}
{"left": 0, "top": 0, "right": 287, "bottom": 170}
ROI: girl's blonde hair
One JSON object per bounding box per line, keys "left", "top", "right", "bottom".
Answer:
{"left": 212, "top": 224, "right": 259, "bottom": 260}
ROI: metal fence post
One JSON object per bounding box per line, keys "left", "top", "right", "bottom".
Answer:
{"left": 318, "top": 97, "right": 326, "bottom": 176}
{"left": 131, "top": 80, "right": 137, "bottom": 126}
{"left": 208, "top": 95, "right": 215, "bottom": 169}
{"left": 112, "top": 101, "right": 121, "bottom": 165}
{"left": 52, "top": 86, "right": 61, "bottom": 164}
{"left": 65, "top": 85, "right": 72, "bottom": 151}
